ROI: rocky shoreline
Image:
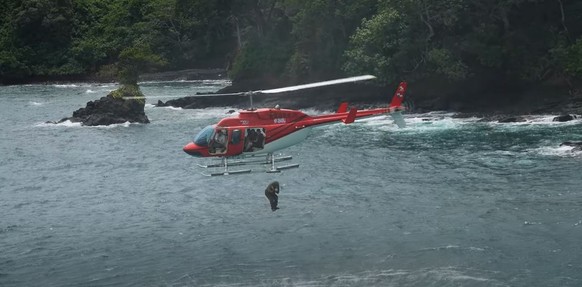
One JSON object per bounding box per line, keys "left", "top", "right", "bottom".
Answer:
{"left": 40, "top": 69, "right": 582, "bottom": 126}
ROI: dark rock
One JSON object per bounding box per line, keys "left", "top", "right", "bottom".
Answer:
{"left": 57, "top": 86, "right": 149, "bottom": 126}
{"left": 552, "top": 114, "right": 578, "bottom": 122}
{"left": 560, "top": 141, "right": 582, "bottom": 152}
{"left": 158, "top": 94, "right": 247, "bottom": 109}
{"left": 498, "top": 116, "right": 527, "bottom": 123}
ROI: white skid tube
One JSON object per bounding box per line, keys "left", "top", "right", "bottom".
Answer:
{"left": 199, "top": 154, "right": 298, "bottom": 175}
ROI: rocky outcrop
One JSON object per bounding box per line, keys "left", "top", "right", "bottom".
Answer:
{"left": 552, "top": 114, "right": 578, "bottom": 122}
{"left": 53, "top": 85, "right": 149, "bottom": 126}
{"left": 498, "top": 116, "right": 527, "bottom": 123}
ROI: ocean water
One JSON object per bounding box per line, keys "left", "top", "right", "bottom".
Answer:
{"left": 1, "top": 81, "right": 582, "bottom": 287}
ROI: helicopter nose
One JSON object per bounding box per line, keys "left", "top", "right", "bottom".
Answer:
{"left": 183, "top": 142, "right": 203, "bottom": 157}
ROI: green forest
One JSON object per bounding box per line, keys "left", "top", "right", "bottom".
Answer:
{"left": 1, "top": 0, "right": 582, "bottom": 93}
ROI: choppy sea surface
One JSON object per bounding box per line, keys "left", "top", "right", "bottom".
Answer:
{"left": 1, "top": 81, "right": 582, "bottom": 287}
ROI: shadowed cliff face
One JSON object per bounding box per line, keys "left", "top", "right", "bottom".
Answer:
{"left": 156, "top": 78, "right": 582, "bottom": 116}
{"left": 157, "top": 82, "right": 389, "bottom": 111}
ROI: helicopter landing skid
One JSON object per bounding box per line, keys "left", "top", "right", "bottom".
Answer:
{"left": 266, "top": 163, "right": 300, "bottom": 173}
{"left": 265, "top": 153, "right": 299, "bottom": 173}
{"left": 197, "top": 155, "right": 293, "bottom": 168}
{"left": 203, "top": 169, "right": 253, "bottom": 177}
{"left": 198, "top": 154, "right": 299, "bottom": 176}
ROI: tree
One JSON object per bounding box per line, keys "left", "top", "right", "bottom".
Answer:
{"left": 118, "top": 44, "right": 166, "bottom": 85}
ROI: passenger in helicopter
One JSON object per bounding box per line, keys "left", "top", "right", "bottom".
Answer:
{"left": 244, "top": 129, "right": 256, "bottom": 152}
{"left": 264, "top": 181, "right": 280, "bottom": 211}
{"left": 255, "top": 129, "right": 265, "bottom": 149}
{"left": 212, "top": 129, "right": 227, "bottom": 153}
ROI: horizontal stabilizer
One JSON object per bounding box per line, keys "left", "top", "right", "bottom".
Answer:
{"left": 343, "top": 107, "right": 357, "bottom": 124}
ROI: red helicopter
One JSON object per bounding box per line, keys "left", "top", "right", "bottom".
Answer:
{"left": 174, "top": 75, "right": 408, "bottom": 176}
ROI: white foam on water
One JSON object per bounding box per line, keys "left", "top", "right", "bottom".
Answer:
{"left": 372, "top": 113, "right": 474, "bottom": 133}
{"left": 28, "top": 101, "right": 43, "bottom": 106}
{"left": 53, "top": 84, "right": 80, "bottom": 88}
{"left": 489, "top": 115, "right": 582, "bottom": 128}
{"left": 36, "top": 120, "right": 137, "bottom": 128}
{"left": 158, "top": 105, "right": 184, "bottom": 111}
{"left": 191, "top": 267, "right": 500, "bottom": 287}
{"left": 36, "top": 120, "right": 82, "bottom": 128}
{"left": 316, "top": 112, "right": 476, "bottom": 137}
{"left": 89, "top": 121, "right": 133, "bottom": 128}
{"left": 421, "top": 245, "right": 487, "bottom": 252}
{"left": 527, "top": 145, "right": 582, "bottom": 157}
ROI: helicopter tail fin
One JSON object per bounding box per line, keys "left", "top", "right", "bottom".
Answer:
{"left": 389, "top": 81, "right": 407, "bottom": 128}
{"left": 389, "top": 81, "right": 407, "bottom": 110}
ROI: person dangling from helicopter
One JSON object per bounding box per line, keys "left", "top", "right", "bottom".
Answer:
{"left": 265, "top": 181, "right": 280, "bottom": 211}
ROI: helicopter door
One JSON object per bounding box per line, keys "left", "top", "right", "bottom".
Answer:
{"left": 209, "top": 128, "right": 228, "bottom": 155}
{"left": 243, "top": 128, "right": 266, "bottom": 152}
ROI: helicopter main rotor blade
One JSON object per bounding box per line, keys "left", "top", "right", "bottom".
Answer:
{"left": 259, "top": 75, "right": 376, "bottom": 94}
{"left": 122, "top": 74, "right": 376, "bottom": 100}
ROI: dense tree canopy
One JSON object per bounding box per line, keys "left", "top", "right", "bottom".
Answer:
{"left": 1, "top": 0, "right": 581, "bottom": 92}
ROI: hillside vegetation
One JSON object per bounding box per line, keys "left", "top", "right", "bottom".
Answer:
{"left": 1, "top": 0, "right": 582, "bottom": 97}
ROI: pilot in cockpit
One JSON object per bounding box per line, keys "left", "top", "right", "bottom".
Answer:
{"left": 212, "top": 129, "right": 227, "bottom": 153}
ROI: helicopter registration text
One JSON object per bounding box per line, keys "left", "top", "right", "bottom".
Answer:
{"left": 274, "top": 118, "right": 286, "bottom": 124}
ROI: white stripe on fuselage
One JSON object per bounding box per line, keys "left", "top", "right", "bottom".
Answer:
{"left": 241, "top": 114, "right": 387, "bottom": 157}
{"left": 244, "top": 127, "right": 313, "bottom": 155}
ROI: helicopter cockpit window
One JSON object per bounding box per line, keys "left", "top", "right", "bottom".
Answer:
{"left": 194, "top": 125, "right": 215, "bottom": 146}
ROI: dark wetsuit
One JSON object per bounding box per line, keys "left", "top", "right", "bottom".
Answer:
{"left": 265, "top": 181, "right": 280, "bottom": 211}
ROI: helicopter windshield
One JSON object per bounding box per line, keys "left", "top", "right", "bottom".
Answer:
{"left": 193, "top": 125, "right": 215, "bottom": 146}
